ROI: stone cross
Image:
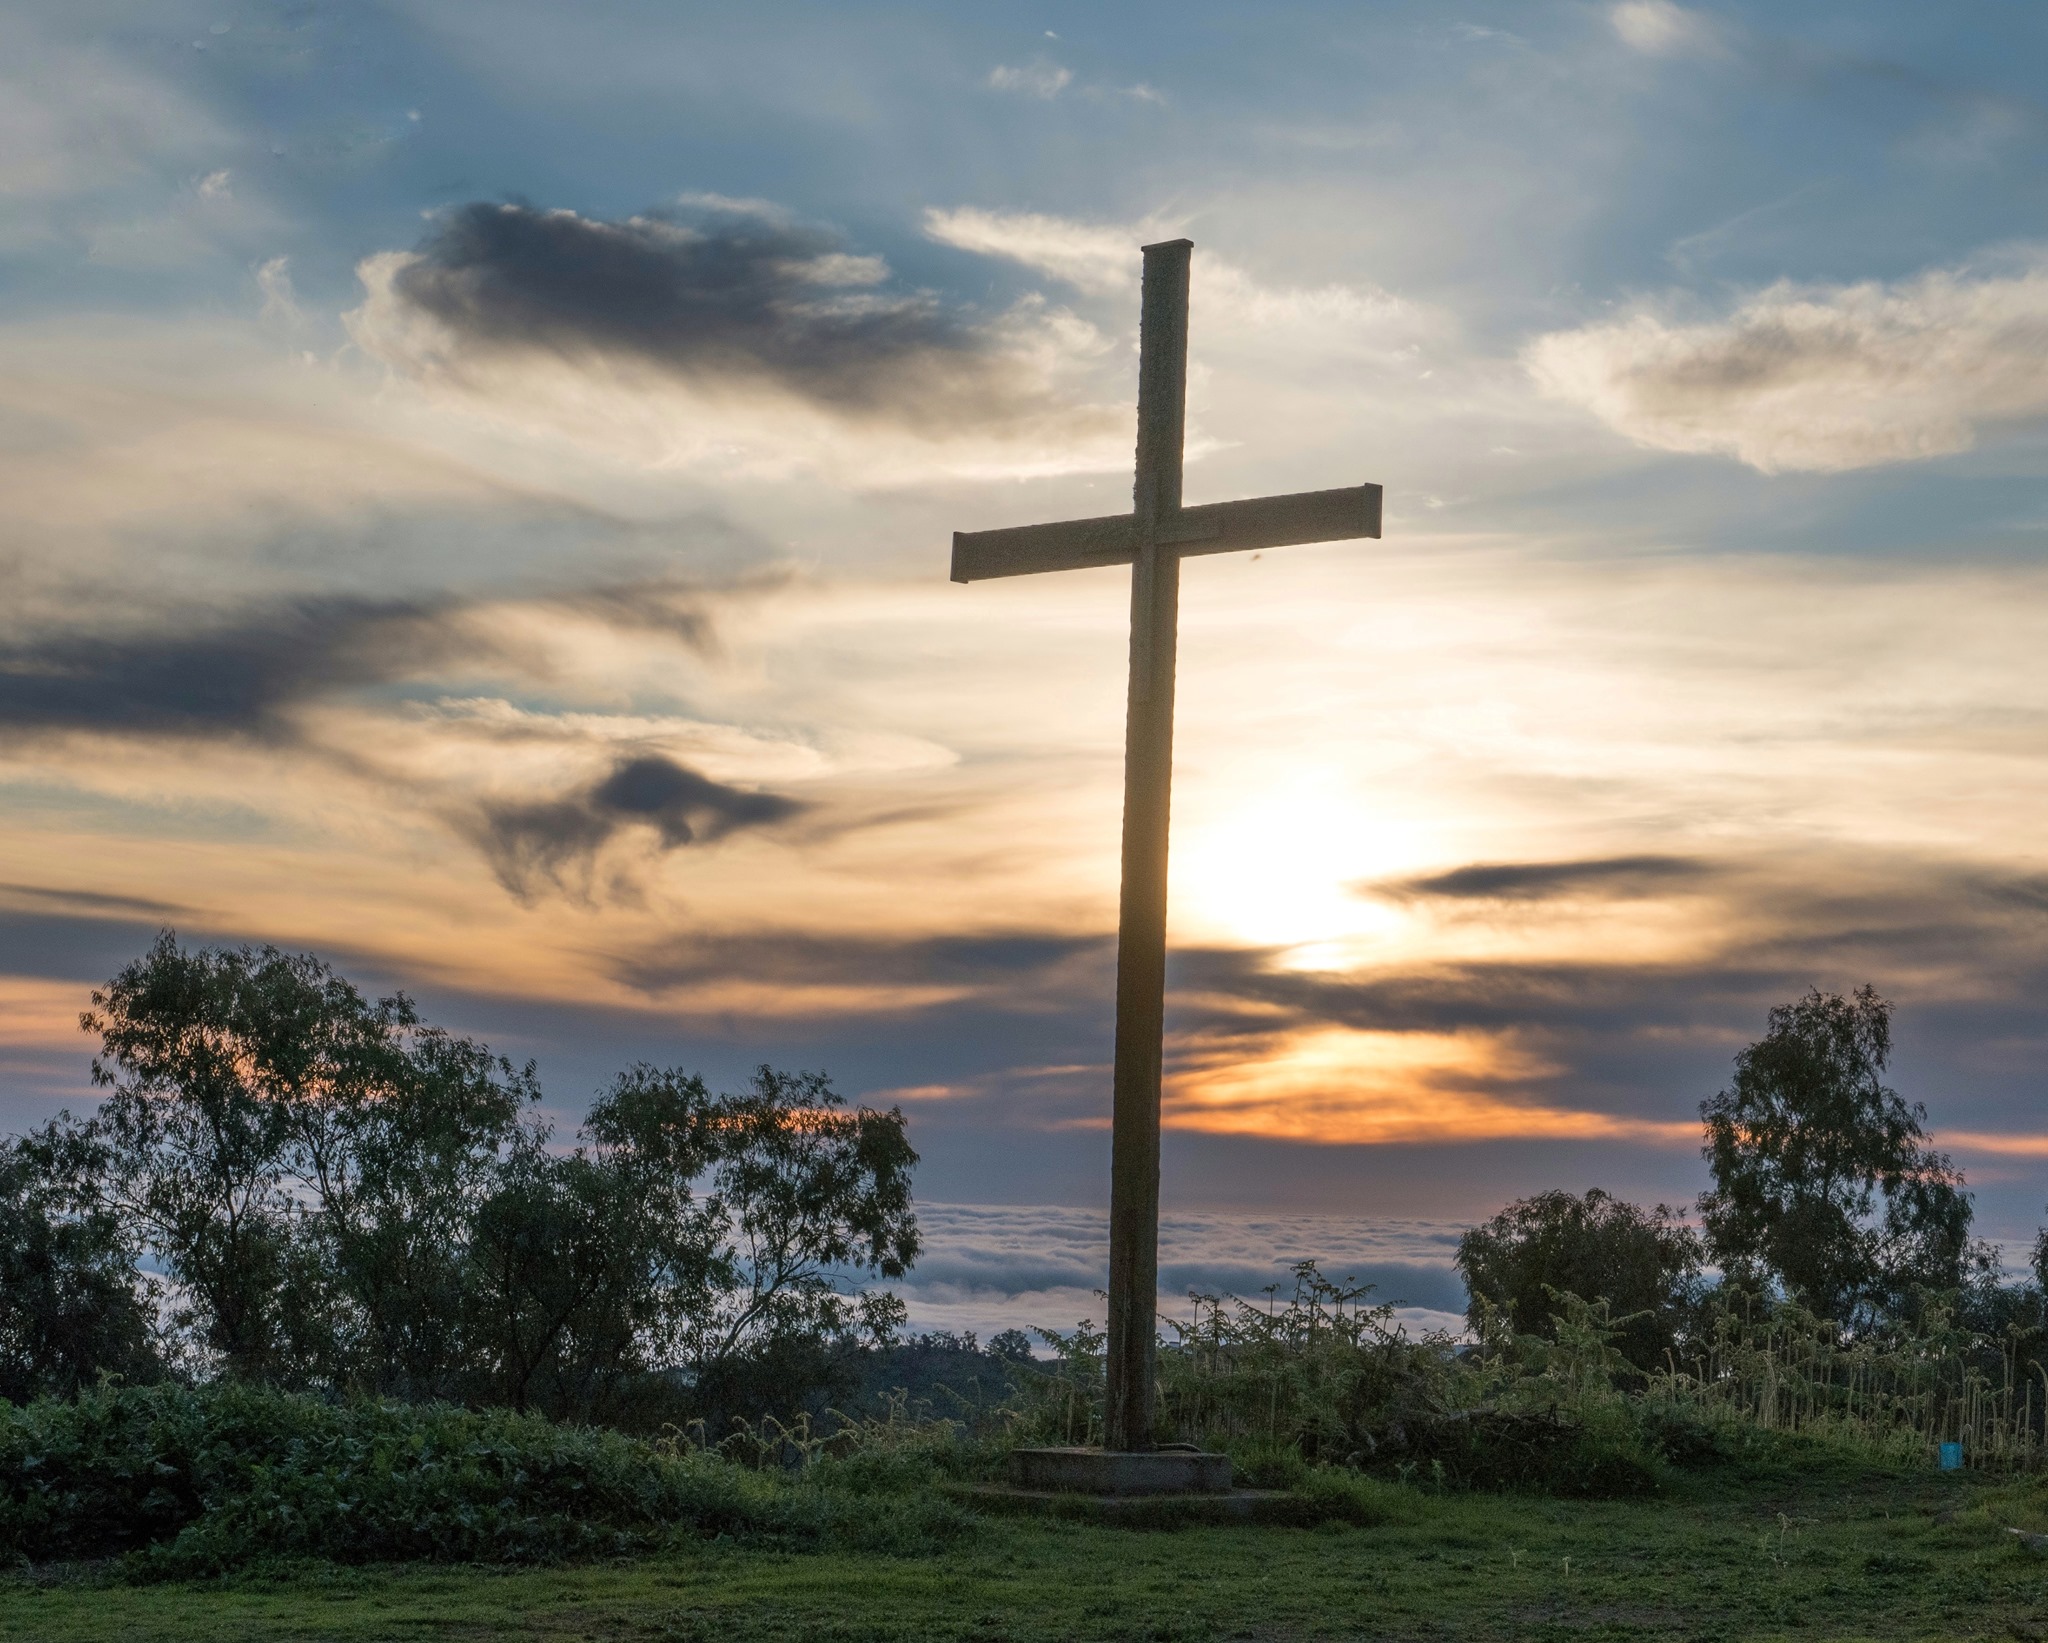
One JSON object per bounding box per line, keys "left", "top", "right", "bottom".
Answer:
{"left": 950, "top": 239, "right": 1382, "bottom": 1452}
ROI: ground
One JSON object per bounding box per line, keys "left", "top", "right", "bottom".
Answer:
{"left": 3, "top": 1465, "right": 2041, "bottom": 1641}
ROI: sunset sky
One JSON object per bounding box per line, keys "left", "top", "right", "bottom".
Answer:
{"left": 5, "top": 0, "right": 2048, "bottom": 1332}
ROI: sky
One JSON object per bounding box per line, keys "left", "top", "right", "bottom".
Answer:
{"left": 5, "top": 0, "right": 2048, "bottom": 1335}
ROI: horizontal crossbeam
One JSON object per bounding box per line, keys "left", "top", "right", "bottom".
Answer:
{"left": 949, "top": 482, "right": 1383, "bottom": 584}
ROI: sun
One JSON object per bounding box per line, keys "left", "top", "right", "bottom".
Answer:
{"left": 1169, "top": 777, "right": 1421, "bottom": 961}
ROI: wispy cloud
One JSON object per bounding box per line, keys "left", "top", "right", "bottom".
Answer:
{"left": 0, "top": 596, "right": 474, "bottom": 744}
{"left": 1164, "top": 1022, "right": 1674, "bottom": 1147}
{"left": 925, "top": 207, "right": 1149, "bottom": 296}
{"left": 1609, "top": 1, "right": 1727, "bottom": 60}
{"left": 987, "top": 61, "right": 1072, "bottom": 99}
{"left": 922, "top": 205, "right": 1433, "bottom": 354}
{"left": 1526, "top": 254, "right": 2048, "bottom": 471}
{"left": 1380, "top": 856, "right": 1714, "bottom": 903}
{"left": 611, "top": 929, "right": 1110, "bottom": 1018}
{"left": 0, "top": 884, "right": 184, "bottom": 918}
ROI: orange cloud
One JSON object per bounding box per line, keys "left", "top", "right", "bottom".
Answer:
{"left": 1939, "top": 1131, "right": 2048, "bottom": 1159}
{"left": 0, "top": 977, "right": 90, "bottom": 1052}
{"left": 1165, "top": 1024, "right": 1696, "bottom": 1147}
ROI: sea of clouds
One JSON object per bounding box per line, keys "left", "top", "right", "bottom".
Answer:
{"left": 882, "top": 1202, "right": 1471, "bottom": 1345}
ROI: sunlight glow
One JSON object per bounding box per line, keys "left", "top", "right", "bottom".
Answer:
{"left": 1172, "top": 778, "right": 1420, "bottom": 960}
{"left": 1166, "top": 1024, "right": 1696, "bottom": 1146}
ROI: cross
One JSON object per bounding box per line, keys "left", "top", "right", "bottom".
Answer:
{"left": 950, "top": 239, "right": 1382, "bottom": 1452}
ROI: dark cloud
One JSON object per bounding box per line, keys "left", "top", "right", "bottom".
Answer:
{"left": 1377, "top": 855, "right": 1713, "bottom": 902}
{"left": 0, "top": 568, "right": 771, "bottom": 748}
{"left": 614, "top": 927, "right": 1110, "bottom": 998}
{"left": 0, "top": 884, "right": 183, "bottom": 918}
{"left": 0, "top": 596, "right": 464, "bottom": 742}
{"left": 0, "top": 912, "right": 179, "bottom": 984}
{"left": 387, "top": 200, "right": 1057, "bottom": 431}
{"left": 472, "top": 754, "right": 805, "bottom": 899}
{"left": 1978, "top": 873, "right": 2048, "bottom": 914}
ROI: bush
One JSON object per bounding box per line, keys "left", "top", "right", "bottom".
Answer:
{"left": 0, "top": 1382, "right": 970, "bottom": 1577}
{"left": 1456, "top": 1189, "right": 1702, "bottom": 1372}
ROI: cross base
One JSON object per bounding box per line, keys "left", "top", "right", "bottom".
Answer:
{"left": 1007, "top": 1445, "right": 1232, "bottom": 1495}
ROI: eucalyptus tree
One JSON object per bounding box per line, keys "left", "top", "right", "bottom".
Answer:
{"left": 74, "top": 933, "right": 921, "bottom": 1421}
{"left": 0, "top": 1121, "right": 159, "bottom": 1401}
{"left": 1699, "top": 986, "right": 1985, "bottom": 1328}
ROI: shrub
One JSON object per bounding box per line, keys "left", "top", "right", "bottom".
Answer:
{"left": 1456, "top": 1189, "right": 1702, "bottom": 1372}
{"left": 0, "top": 1381, "right": 969, "bottom": 1577}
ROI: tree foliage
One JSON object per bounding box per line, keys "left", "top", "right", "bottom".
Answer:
{"left": 35, "top": 932, "right": 920, "bottom": 1422}
{"left": 1455, "top": 1189, "right": 1703, "bottom": 1371}
{"left": 81, "top": 934, "right": 535, "bottom": 1387}
{"left": 1698, "top": 985, "right": 1983, "bottom": 1327}
{"left": 0, "top": 1123, "right": 159, "bottom": 1402}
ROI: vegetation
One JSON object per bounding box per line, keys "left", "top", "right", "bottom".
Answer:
{"left": 0, "top": 1454, "right": 2037, "bottom": 1642}
{"left": 1700, "top": 984, "right": 1988, "bottom": 1328}
{"left": 1456, "top": 1188, "right": 1703, "bottom": 1371}
{"left": 0, "top": 1381, "right": 971, "bottom": 1579}
{"left": 0, "top": 1126, "right": 158, "bottom": 1405}
{"left": 6, "top": 948, "right": 2048, "bottom": 1637}
{"left": 21, "top": 932, "right": 917, "bottom": 1428}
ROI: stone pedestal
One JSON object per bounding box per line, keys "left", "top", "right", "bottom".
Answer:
{"left": 1007, "top": 1445, "right": 1232, "bottom": 1496}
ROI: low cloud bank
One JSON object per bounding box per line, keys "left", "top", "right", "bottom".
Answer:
{"left": 884, "top": 1201, "right": 1469, "bottom": 1342}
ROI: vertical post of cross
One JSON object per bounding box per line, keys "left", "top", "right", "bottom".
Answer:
{"left": 1104, "top": 238, "right": 1192, "bottom": 1454}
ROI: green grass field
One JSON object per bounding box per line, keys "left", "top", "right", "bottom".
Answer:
{"left": 5, "top": 1459, "right": 2043, "bottom": 1643}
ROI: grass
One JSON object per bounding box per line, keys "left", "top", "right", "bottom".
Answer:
{"left": 6, "top": 1453, "right": 2045, "bottom": 1641}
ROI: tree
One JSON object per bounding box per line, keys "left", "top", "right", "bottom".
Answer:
{"left": 452, "top": 1066, "right": 919, "bottom": 1425}
{"left": 683, "top": 1065, "right": 919, "bottom": 1371}
{"left": 461, "top": 1133, "right": 658, "bottom": 1416}
{"left": 1455, "top": 1189, "right": 1703, "bottom": 1371}
{"left": 80, "top": 932, "right": 534, "bottom": 1388}
{"left": 1699, "top": 985, "right": 1983, "bottom": 1328}
{"left": 74, "top": 934, "right": 922, "bottom": 1423}
{"left": 591, "top": 1064, "right": 919, "bottom": 1425}
{"left": 0, "top": 1122, "right": 159, "bottom": 1402}
{"left": 289, "top": 1014, "right": 535, "bottom": 1398}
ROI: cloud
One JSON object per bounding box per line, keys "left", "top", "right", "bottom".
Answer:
{"left": 255, "top": 255, "right": 302, "bottom": 326}
{"left": 987, "top": 61, "right": 1071, "bottom": 98}
{"left": 925, "top": 208, "right": 1146, "bottom": 296}
{"left": 0, "top": 573, "right": 931, "bottom": 906}
{"left": 922, "top": 206, "right": 1433, "bottom": 358}
{"left": 1609, "top": 1, "right": 1725, "bottom": 59}
{"left": 1380, "top": 855, "right": 1713, "bottom": 902}
{"left": 888, "top": 1202, "right": 1470, "bottom": 1341}
{"left": 468, "top": 753, "right": 804, "bottom": 899}
{"left": 0, "top": 884, "right": 183, "bottom": 919}
{"left": 0, "top": 19, "right": 229, "bottom": 207}
{"left": 614, "top": 928, "right": 1109, "bottom": 1001}
{"left": 1525, "top": 256, "right": 2048, "bottom": 471}
{"left": 350, "top": 199, "right": 1112, "bottom": 455}
{"left": 1158, "top": 1009, "right": 1700, "bottom": 1150}
{"left": 0, "top": 597, "right": 469, "bottom": 743}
